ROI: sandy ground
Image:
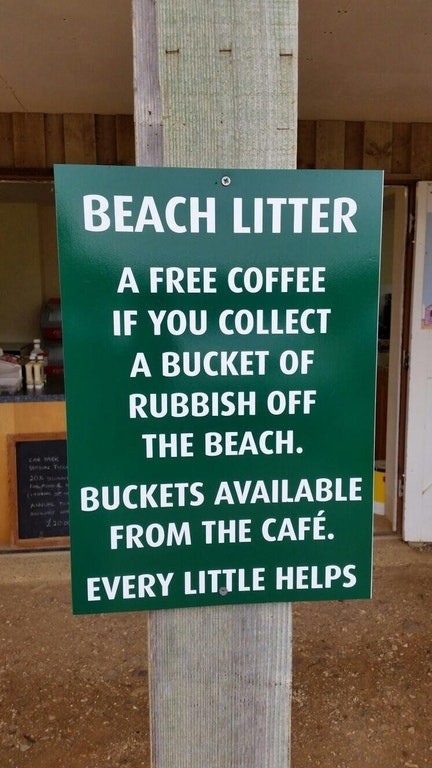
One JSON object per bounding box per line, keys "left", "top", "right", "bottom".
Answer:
{"left": 0, "top": 538, "right": 431, "bottom": 767}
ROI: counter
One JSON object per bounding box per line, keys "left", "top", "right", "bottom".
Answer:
{"left": 0, "top": 393, "right": 66, "bottom": 546}
{"left": 0, "top": 378, "right": 64, "bottom": 403}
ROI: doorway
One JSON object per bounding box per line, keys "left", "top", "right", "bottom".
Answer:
{"left": 374, "top": 186, "right": 408, "bottom": 534}
{"left": 403, "top": 182, "right": 432, "bottom": 541}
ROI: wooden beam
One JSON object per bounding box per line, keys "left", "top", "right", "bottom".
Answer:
{"left": 344, "top": 122, "right": 364, "bottom": 170}
{"left": 63, "top": 114, "right": 96, "bottom": 164}
{"left": 132, "top": 0, "right": 163, "bottom": 166}
{"left": 133, "top": 1, "right": 297, "bottom": 767}
{"left": 363, "top": 121, "right": 392, "bottom": 173}
{"left": 297, "top": 120, "right": 316, "bottom": 169}
{"left": 155, "top": 1, "right": 297, "bottom": 169}
{"left": 45, "top": 115, "right": 65, "bottom": 166}
{"left": 391, "top": 123, "right": 411, "bottom": 175}
{"left": 410, "top": 123, "right": 432, "bottom": 178}
{"left": 95, "top": 115, "right": 117, "bottom": 165}
{"left": 316, "top": 120, "right": 345, "bottom": 169}
{"left": 0, "top": 113, "right": 14, "bottom": 167}
{"left": 12, "top": 113, "right": 46, "bottom": 168}
{"left": 116, "top": 114, "right": 136, "bottom": 166}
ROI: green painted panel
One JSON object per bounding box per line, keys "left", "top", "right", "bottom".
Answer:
{"left": 55, "top": 165, "right": 382, "bottom": 614}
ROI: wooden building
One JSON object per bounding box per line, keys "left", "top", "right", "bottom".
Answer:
{"left": 1, "top": 1, "right": 432, "bottom": 544}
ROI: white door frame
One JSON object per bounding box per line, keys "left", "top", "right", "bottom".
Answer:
{"left": 382, "top": 186, "right": 408, "bottom": 530}
{"left": 404, "top": 182, "right": 432, "bottom": 541}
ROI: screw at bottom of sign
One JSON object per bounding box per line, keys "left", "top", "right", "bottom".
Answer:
{"left": 296, "top": 446, "right": 303, "bottom": 454}
{"left": 219, "top": 587, "right": 229, "bottom": 596}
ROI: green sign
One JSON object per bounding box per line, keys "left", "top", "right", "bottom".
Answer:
{"left": 55, "top": 165, "right": 382, "bottom": 614}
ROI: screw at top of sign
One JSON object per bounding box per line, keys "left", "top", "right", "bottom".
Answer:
{"left": 221, "top": 176, "right": 231, "bottom": 186}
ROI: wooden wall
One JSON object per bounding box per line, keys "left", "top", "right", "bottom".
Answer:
{"left": 0, "top": 113, "right": 135, "bottom": 169}
{"left": 1, "top": 114, "right": 432, "bottom": 179}
{"left": 298, "top": 120, "right": 432, "bottom": 179}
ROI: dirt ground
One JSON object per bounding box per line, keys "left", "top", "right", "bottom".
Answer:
{"left": 0, "top": 538, "right": 431, "bottom": 768}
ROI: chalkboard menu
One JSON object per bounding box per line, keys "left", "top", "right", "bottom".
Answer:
{"left": 9, "top": 434, "right": 69, "bottom": 545}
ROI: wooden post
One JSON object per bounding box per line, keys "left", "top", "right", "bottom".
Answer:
{"left": 132, "top": 2, "right": 298, "bottom": 766}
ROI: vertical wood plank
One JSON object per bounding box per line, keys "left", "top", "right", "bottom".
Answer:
{"left": 363, "top": 122, "right": 392, "bottom": 172}
{"left": 12, "top": 113, "right": 46, "bottom": 167}
{"left": 297, "top": 120, "right": 316, "bottom": 168}
{"left": 391, "top": 123, "right": 411, "bottom": 175}
{"left": 116, "top": 115, "right": 135, "bottom": 165}
{"left": 156, "top": 0, "right": 297, "bottom": 169}
{"left": 150, "top": 604, "right": 292, "bottom": 768}
{"left": 132, "top": 0, "right": 163, "bottom": 166}
{"left": 410, "top": 123, "right": 432, "bottom": 179}
{"left": 344, "top": 122, "right": 364, "bottom": 169}
{"left": 134, "top": 2, "right": 296, "bottom": 767}
{"left": 0, "top": 113, "right": 14, "bottom": 167}
{"left": 45, "top": 114, "right": 65, "bottom": 167}
{"left": 315, "top": 120, "right": 345, "bottom": 168}
{"left": 95, "top": 114, "right": 118, "bottom": 164}
{"left": 63, "top": 114, "right": 97, "bottom": 164}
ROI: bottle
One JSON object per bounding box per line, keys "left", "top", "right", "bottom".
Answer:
{"left": 34, "top": 354, "right": 46, "bottom": 388}
{"left": 30, "top": 339, "right": 44, "bottom": 358}
{"left": 25, "top": 353, "right": 36, "bottom": 388}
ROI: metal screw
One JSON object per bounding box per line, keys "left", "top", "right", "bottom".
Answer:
{"left": 219, "top": 587, "right": 228, "bottom": 596}
{"left": 221, "top": 176, "right": 231, "bottom": 186}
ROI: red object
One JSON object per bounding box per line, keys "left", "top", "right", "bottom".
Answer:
{"left": 41, "top": 298, "right": 62, "bottom": 341}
